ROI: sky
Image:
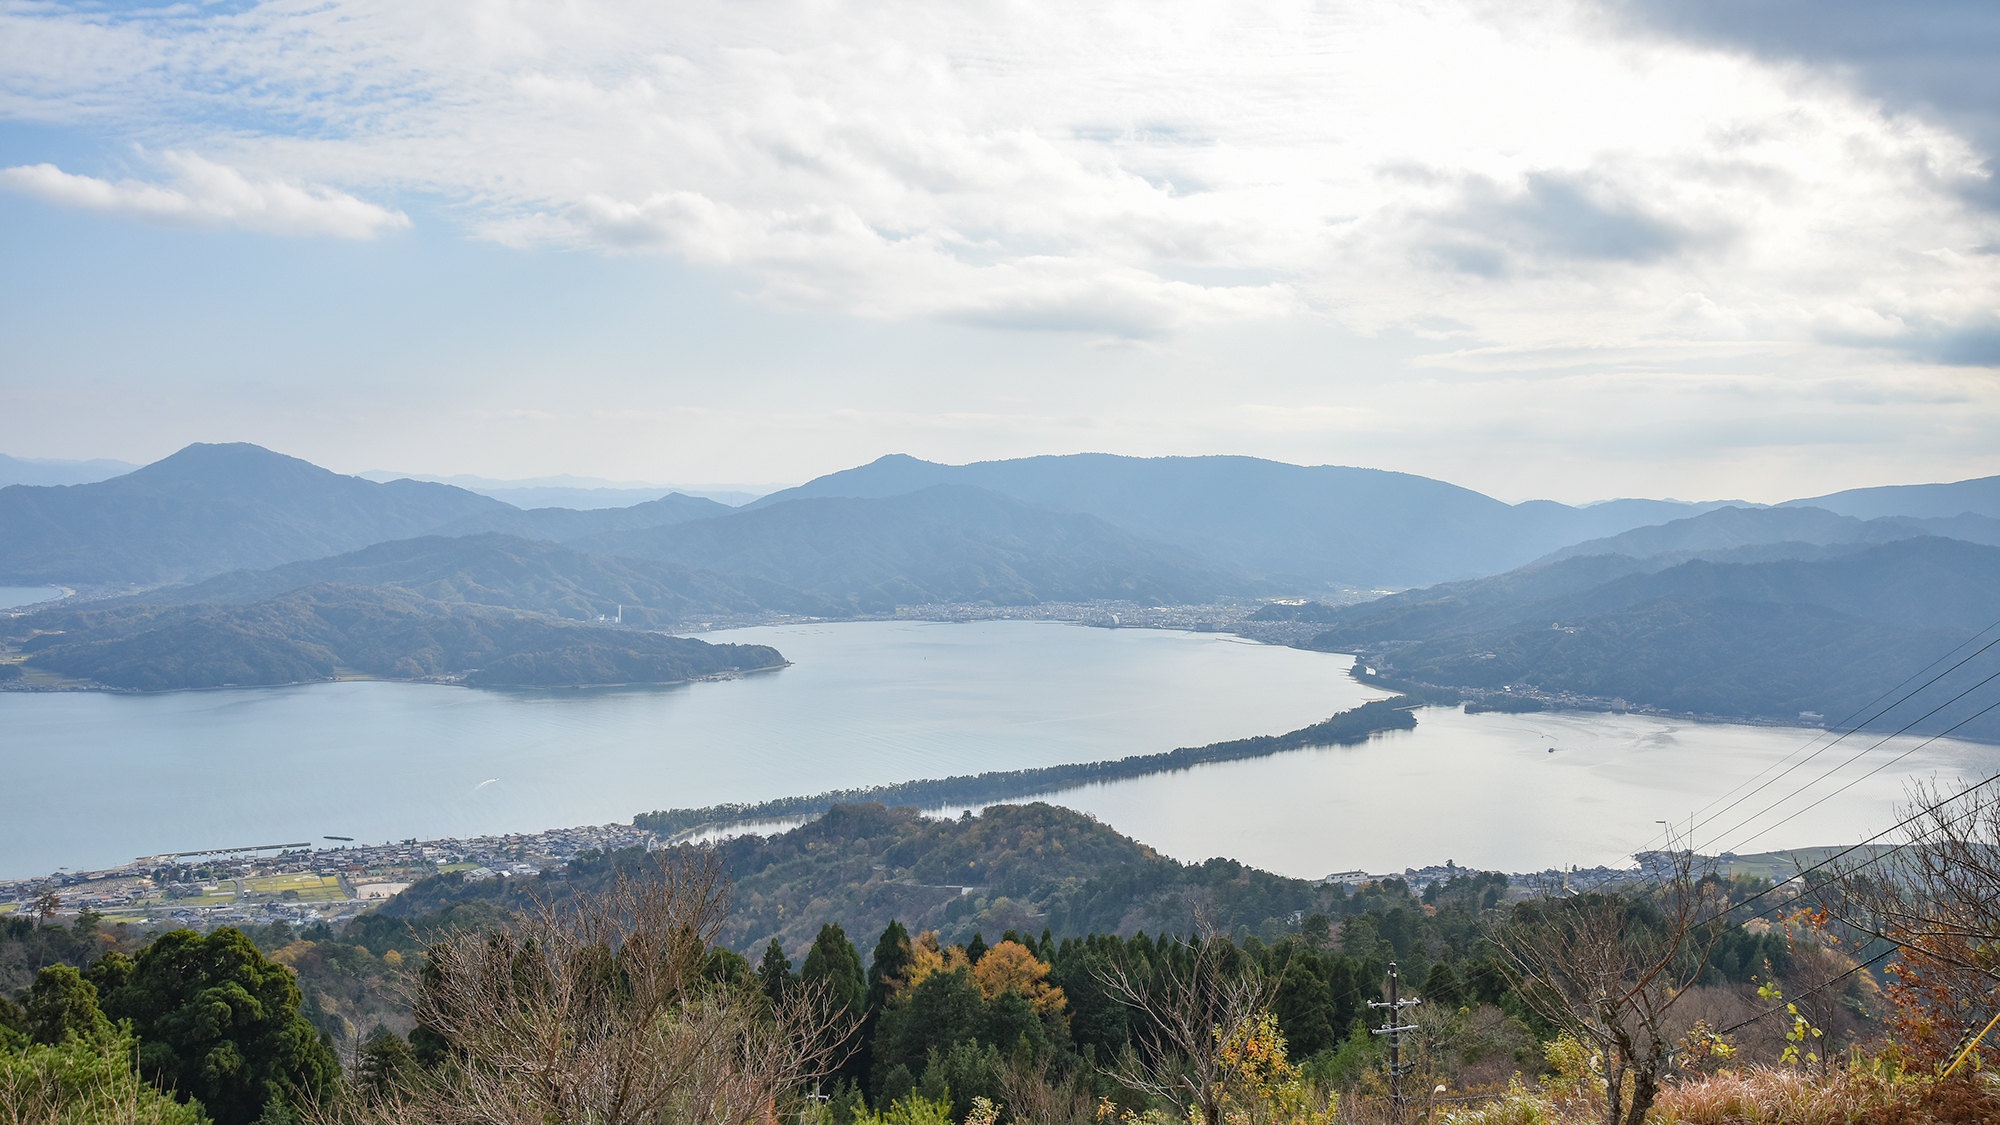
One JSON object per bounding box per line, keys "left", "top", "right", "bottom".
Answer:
{"left": 2, "top": 0, "right": 1997, "bottom": 504}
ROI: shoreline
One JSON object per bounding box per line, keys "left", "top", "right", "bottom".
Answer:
{"left": 0, "top": 660, "right": 795, "bottom": 696}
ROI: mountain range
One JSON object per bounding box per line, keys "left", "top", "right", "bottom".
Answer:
{"left": 7, "top": 441, "right": 2000, "bottom": 707}
{"left": 118, "top": 533, "right": 841, "bottom": 626}
{"left": 0, "top": 453, "right": 141, "bottom": 488}
{"left": 1528, "top": 504, "right": 2000, "bottom": 567}
{"left": 572, "top": 484, "right": 1265, "bottom": 610}
{"left": 746, "top": 453, "right": 1759, "bottom": 587}
{"left": 0, "top": 444, "right": 508, "bottom": 585}
{"left": 1301, "top": 536, "right": 2000, "bottom": 737}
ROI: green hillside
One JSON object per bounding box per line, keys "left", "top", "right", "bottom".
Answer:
{"left": 380, "top": 802, "right": 1363, "bottom": 956}
{"left": 4, "top": 584, "right": 783, "bottom": 690}
{"left": 1314, "top": 538, "right": 2000, "bottom": 737}
{"left": 131, "top": 532, "right": 839, "bottom": 625}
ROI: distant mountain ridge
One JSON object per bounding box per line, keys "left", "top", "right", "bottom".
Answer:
{"left": 576, "top": 484, "right": 1267, "bottom": 610}
{"left": 1789, "top": 474, "right": 2000, "bottom": 521}
{"left": 0, "top": 453, "right": 140, "bottom": 488}
{"left": 1310, "top": 537, "right": 2000, "bottom": 738}
{"left": 748, "top": 453, "right": 1753, "bottom": 586}
{"left": 127, "top": 533, "right": 839, "bottom": 626}
{"left": 0, "top": 443, "right": 511, "bottom": 585}
{"left": 428, "top": 493, "right": 735, "bottom": 541}
{"left": 1529, "top": 505, "right": 2000, "bottom": 567}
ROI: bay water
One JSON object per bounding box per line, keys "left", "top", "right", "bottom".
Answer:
{"left": 1, "top": 621, "right": 1376, "bottom": 878}
{"left": 5, "top": 619, "right": 1992, "bottom": 881}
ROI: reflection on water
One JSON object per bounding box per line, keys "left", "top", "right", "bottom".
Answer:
{"left": 0, "top": 586, "right": 61, "bottom": 609}
{"left": 0, "top": 620, "right": 1382, "bottom": 877}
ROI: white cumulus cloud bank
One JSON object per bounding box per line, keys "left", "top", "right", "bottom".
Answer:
{"left": 0, "top": 152, "right": 409, "bottom": 239}
{"left": 1, "top": 0, "right": 1996, "bottom": 349}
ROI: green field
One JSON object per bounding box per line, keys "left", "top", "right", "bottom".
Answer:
{"left": 1710, "top": 845, "right": 1897, "bottom": 883}
{"left": 242, "top": 873, "right": 345, "bottom": 902}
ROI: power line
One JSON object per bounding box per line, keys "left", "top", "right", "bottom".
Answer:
{"left": 1716, "top": 945, "right": 1897, "bottom": 1037}
{"left": 1626, "top": 620, "right": 2000, "bottom": 859}
{"left": 1714, "top": 665, "right": 2000, "bottom": 853}
{"left": 1702, "top": 766, "right": 2000, "bottom": 928}
{"left": 1678, "top": 619, "right": 2000, "bottom": 838}
{"left": 1730, "top": 695, "right": 2000, "bottom": 855}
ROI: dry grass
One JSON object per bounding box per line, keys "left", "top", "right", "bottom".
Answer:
{"left": 1431, "top": 1066, "right": 2000, "bottom": 1125}
{"left": 1651, "top": 1067, "right": 1904, "bottom": 1123}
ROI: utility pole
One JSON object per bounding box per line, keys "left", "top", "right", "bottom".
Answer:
{"left": 1369, "top": 961, "right": 1422, "bottom": 1118}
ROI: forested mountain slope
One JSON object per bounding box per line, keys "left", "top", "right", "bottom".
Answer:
{"left": 380, "top": 802, "right": 1362, "bottom": 957}
{"left": 1311, "top": 538, "right": 2000, "bottom": 736}
{"left": 3, "top": 584, "right": 782, "bottom": 690}
{"left": 0, "top": 443, "right": 510, "bottom": 585}
{"left": 574, "top": 484, "right": 1265, "bottom": 609}
{"left": 121, "top": 533, "right": 837, "bottom": 626}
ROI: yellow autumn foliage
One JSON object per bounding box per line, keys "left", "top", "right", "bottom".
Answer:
{"left": 973, "top": 940, "right": 1067, "bottom": 1017}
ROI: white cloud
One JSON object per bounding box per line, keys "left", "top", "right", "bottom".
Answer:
{"left": 0, "top": 152, "right": 408, "bottom": 239}
{"left": 0, "top": 0, "right": 1996, "bottom": 351}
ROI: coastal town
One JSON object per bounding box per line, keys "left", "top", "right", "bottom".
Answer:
{"left": 0, "top": 811, "right": 1676, "bottom": 936}
{"left": 0, "top": 821, "right": 656, "bottom": 932}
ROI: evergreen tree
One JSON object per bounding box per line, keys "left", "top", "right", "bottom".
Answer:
{"left": 866, "top": 920, "right": 913, "bottom": 1013}
{"left": 356, "top": 1026, "right": 414, "bottom": 1105}
{"left": 801, "top": 924, "right": 866, "bottom": 1016}
{"left": 965, "top": 932, "right": 988, "bottom": 965}
{"left": 21, "top": 963, "right": 112, "bottom": 1046}
{"left": 758, "top": 938, "right": 796, "bottom": 1006}
{"left": 870, "top": 964, "right": 983, "bottom": 1098}
{"left": 89, "top": 928, "right": 340, "bottom": 1125}
{"left": 1422, "top": 959, "right": 1467, "bottom": 1010}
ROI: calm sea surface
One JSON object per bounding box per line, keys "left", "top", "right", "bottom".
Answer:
{"left": 1, "top": 621, "right": 1379, "bottom": 878}
{"left": 0, "top": 586, "right": 61, "bottom": 609}
{"left": 1029, "top": 706, "right": 1999, "bottom": 877}
{"left": 5, "top": 620, "right": 1992, "bottom": 880}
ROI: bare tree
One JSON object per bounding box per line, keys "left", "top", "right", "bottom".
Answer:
{"left": 1095, "top": 927, "right": 1283, "bottom": 1125}
{"left": 996, "top": 1055, "right": 1096, "bottom": 1125}
{"left": 1831, "top": 777, "right": 2000, "bottom": 1067}
{"left": 1494, "top": 850, "right": 1725, "bottom": 1125}
{"left": 337, "top": 852, "right": 852, "bottom": 1125}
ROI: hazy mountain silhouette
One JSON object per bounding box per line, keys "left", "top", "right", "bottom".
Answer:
{"left": 1313, "top": 537, "right": 2000, "bottom": 736}
{"left": 0, "top": 443, "right": 512, "bottom": 585}
{"left": 0, "top": 453, "right": 140, "bottom": 488}
{"left": 427, "top": 493, "right": 735, "bottom": 541}
{"left": 748, "top": 453, "right": 1747, "bottom": 586}
{"left": 575, "top": 484, "right": 1267, "bottom": 610}
{"left": 132, "top": 533, "right": 837, "bottom": 626}
{"left": 1789, "top": 473, "right": 2000, "bottom": 521}
{"left": 1529, "top": 505, "right": 2000, "bottom": 567}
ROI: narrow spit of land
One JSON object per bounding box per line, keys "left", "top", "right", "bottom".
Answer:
{"left": 634, "top": 695, "right": 1420, "bottom": 837}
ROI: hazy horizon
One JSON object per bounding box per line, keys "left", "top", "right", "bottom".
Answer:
{"left": 3, "top": 440, "right": 1949, "bottom": 509}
